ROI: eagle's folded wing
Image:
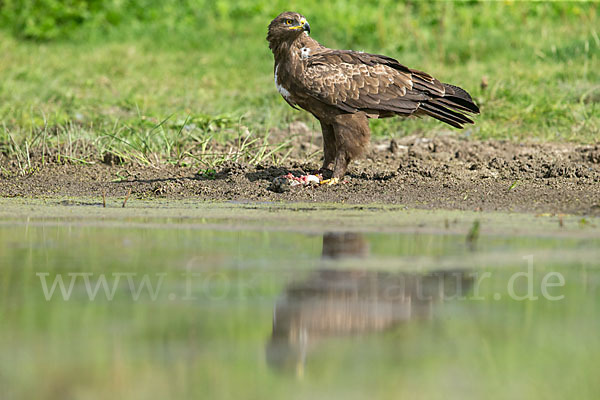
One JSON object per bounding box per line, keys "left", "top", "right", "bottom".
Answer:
{"left": 301, "top": 50, "right": 445, "bottom": 115}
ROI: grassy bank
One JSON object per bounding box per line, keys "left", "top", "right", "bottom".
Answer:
{"left": 1, "top": 1, "right": 598, "bottom": 172}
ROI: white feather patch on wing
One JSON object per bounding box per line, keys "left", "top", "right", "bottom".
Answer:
{"left": 274, "top": 65, "right": 292, "bottom": 100}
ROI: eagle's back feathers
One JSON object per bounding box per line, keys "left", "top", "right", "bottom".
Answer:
{"left": 278, "top": 48, "right": 479, "bottom": 128}
{"left": 302, "top": 51, "right": 425, "bottom": 115}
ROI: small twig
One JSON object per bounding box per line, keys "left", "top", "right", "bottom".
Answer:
{"left": 122, "top": 189, "right": 131, "bottom": 208}
{"left": 102, "top": 189, "right": 106, "bottom": 208}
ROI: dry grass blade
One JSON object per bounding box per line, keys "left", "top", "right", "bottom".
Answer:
{"left": 122, "top": 189, "right": 132, "bottom": 208}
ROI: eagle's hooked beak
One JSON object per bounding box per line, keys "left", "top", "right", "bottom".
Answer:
{"left": 290, "top": 18, "right": 310, "bottom": 34}
{"left": 302, "top": 20, "right": 310, "bottom": 34}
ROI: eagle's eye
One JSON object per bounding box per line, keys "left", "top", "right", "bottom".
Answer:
{"left": 285, "top": 19, "right": 293, "bottom": 25}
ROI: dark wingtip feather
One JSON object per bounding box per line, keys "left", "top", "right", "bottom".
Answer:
{"left": 418, "top": 102, "right": 474, "bottom": 129}
{"left": 442, "top": 83, "right": 480, "bottom": 114}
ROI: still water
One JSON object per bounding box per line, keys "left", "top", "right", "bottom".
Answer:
{"left": 0, "top": 200, "right": 599, "bottom": 399}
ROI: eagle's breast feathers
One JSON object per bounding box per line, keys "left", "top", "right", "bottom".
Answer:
{"left": 274, "top": 65, "right": 292, "bottom": 101}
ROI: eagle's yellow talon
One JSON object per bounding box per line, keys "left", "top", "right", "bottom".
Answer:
{"left": 320, "top": 177, "right": 339, "bottom": 186}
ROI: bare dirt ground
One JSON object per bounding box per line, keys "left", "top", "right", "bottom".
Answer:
{"left": 2, "top": 130, "right": 600, "bottom": 215}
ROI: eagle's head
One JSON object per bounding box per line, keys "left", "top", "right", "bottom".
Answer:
{"left": 267, "top": 12, "right": 311, "bottom": 50}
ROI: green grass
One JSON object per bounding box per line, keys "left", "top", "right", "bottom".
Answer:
{"left": 1, "top": 1, "right": 599, "bottom": 172}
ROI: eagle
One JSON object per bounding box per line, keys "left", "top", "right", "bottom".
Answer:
{"left": 267, "top": 12, "right": 480, "bottom": 184}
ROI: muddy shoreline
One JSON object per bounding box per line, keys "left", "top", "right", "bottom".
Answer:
{"left": 2, "top": 134, "right": 599, "bottom": 215}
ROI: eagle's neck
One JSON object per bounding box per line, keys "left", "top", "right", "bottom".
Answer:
{"left": 272, "top": 33, "right": 323, "bottom": 69}
{"left": 271, "top": 34, "right": 324, "bottom": 105}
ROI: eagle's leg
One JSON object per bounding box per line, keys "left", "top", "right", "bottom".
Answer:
{"left": 319, "top": 120, "right": 336, "bottom": 172}
{"left": 330, "top": 113, "right": 371, "bottom": 182}
{"left": 332, "top": 152, "right": 350, "bottom": 180}
{"left": 320, "top": 152, "right": 347, "bottom": 185}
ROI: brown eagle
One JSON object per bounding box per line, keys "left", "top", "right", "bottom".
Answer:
{"left": 267, "top": 12, "right": 480, "bottom": 184}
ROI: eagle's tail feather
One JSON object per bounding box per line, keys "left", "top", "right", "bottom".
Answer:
{"left": 418, "top": 83, "right": 479, "bottom": 129}
{"left": 418, "top": 102, "right": 474, "bottom": 129}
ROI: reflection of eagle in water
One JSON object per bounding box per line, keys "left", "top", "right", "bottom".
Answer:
{"left": 267, "top": 12, "right": 480, "bottom": 183}
{"left": 266, "top": 232, "right": 474, "bottom": 376}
